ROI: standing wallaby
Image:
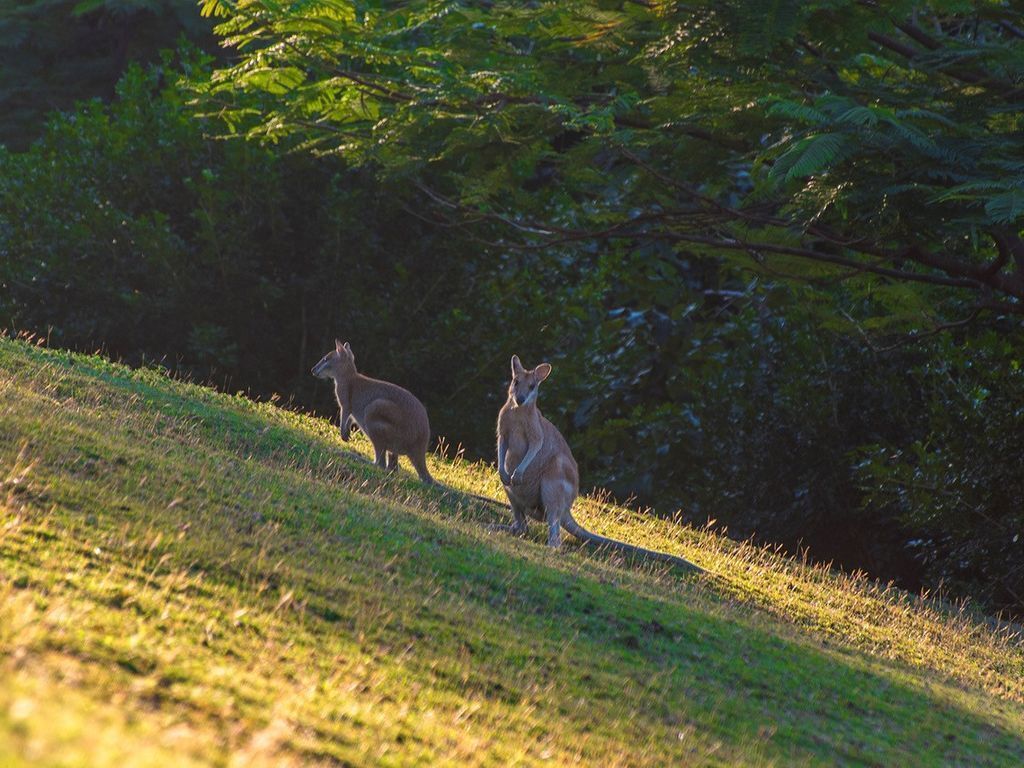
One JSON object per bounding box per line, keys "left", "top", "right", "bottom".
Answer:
{"left": 496, "top": 355, "right": 703, "bottom": 572}
{"left": 312, "top": 340, "right": 434, "bottom": 484}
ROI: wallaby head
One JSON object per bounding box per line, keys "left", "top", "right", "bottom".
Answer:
{"left": 311, "top": 339, "right": 356, "bottom": 380}
{"left": 508, "top": 355, "right": 552, "bottom": 408}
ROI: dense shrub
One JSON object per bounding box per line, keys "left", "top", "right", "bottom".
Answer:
{"left": 0, "top": 55, "right": 512, "bottom": 431}
{"left": 857, "top": 334, "right": 1024, "bottom": 610}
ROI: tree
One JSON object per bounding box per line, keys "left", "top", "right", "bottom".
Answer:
{"left": 195, "top": 0, "right": 1024, "bottom": 328}
{"left": 0, "top": 0, "right": 216, "bottom": 148}
{"left": 191, "top": 0, "right": 1024, "bottom": 613}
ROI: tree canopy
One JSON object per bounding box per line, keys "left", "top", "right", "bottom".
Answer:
{"left": 196, "top": 0, "right": 1024, "bottom": 328}
{"left": 0, "top": 0, "right": 215, "bottom": 148}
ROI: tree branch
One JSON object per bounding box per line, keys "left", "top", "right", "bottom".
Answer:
{"left": 867, "top": 31, "right": 920, "bottom": 61}
{"left": 411, "top": 183, "right": 1024, "bottom": 305}
{"left": 877, "top": 307, "right": 984, "bottom": 352}
{"left": 653, "top": 233, "right": 986, "bottom": 291}
{"left": 999, "top": 20, "right": 1024, "bottom": 39}
{"left": 869, "top": 18, "right": 1017, "bottom": 97}
{"left": 992, "top": 230, "right": 1024, "bottom": 277}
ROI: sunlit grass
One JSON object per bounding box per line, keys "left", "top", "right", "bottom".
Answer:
{"left": 1, "top": 337, "right": 1022, "bottom": 766}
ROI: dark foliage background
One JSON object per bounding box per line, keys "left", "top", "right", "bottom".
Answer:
{"left": 1, "top": 1, "right": 1022, "bottom": 616}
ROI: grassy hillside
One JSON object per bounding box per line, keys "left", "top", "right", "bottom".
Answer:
{"left": 1, "top": 337, "right": 1022, "bottom": 767}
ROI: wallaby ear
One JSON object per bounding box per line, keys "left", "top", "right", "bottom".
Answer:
{"left": 343, "top": 341, "right": 353, "bottom": 356}
{"left": 335, "top": 338, "right": 344, "bottom": 353}
{"left": 535, "top": 363, "right": 552, "bottom": 382}
{"left": 511, "top": 355, "right": 524, "bottom": 376}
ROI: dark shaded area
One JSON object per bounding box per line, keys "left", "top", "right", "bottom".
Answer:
{"left": 0, "top": 0, "right": 218, "bottom": 150}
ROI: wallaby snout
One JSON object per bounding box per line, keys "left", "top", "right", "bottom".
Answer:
{"left": 508, "top": 354, "right": 550, "bottom": 409}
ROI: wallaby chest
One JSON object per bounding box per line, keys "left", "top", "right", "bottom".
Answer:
{"left": 498, "top": 406, "right": 540, "bottom": 470}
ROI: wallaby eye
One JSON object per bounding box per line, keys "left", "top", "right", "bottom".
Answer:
{"left": 530, "top": 384, "right": 537, "bottom": 390}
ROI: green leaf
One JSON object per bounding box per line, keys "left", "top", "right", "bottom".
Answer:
{"left": 72, "top": 0, "right": 106, "bottom": 16}
{"left": 835, "top": 106, "right": 878, "bottom": 128}
{"left": 765, "top": 99, "right": 827, "bottom": 124}
{"left": 770, "top": 133, "right": 846, "bottom": 183}
{"left": 198, "top": 0, "right": 232, "bottom": 19}
{"left": 237, "top": 66, "right": 306, "bottom": 95}
{"left": 985, "top": 190, "right": 1024, "bottom": 224}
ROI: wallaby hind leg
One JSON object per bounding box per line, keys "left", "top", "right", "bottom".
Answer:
{"left": 409, "top": 450, "right": 434, "bottom": 485}
{"left": 363, "top": 400, "right": 398, "bottom": 459}
{"left": 489, "top": 501, "right": 528, "bottom": 536}
{"left": 512, "top": 502, "right": 529, "bottom": 536}
{"left": 545, "top": 506, "right": 562, "bottom": 548}
{"left": 372, "top": 444, "right": 387, "bottom": 468}
{"left": 541, "top": 475, "right": 573, "bottom": 548}
{"left": 386, "top": 452, "right": 400, "bottom": 471}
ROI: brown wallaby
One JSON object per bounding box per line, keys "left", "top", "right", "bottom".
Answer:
{"left": 312, "top": 340, "right": 434, "bottom": 484}
{"left": 496, "top": 355, "right": 703, "bottom": 572}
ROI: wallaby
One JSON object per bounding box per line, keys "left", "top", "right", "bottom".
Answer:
{"left": 496, "top": 355, "right": 703, "bottom": 572}
{"left": 312, "top": 340, "right": 434, "bottom": 484}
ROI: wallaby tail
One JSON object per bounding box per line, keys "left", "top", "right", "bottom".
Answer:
{"left": 561, "top": 513, "right": 705, "bottom": 574}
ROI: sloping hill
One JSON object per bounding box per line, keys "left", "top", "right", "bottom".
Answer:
{"left": 1, "top": 338, "right": 1022, "bottom": 766}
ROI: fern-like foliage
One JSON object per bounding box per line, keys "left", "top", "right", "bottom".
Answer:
{"left": 769, "top": 133, "right": 848, "bottom": 183}
{"left": 193, "top": 0, "right": 1024, "bottom": 310}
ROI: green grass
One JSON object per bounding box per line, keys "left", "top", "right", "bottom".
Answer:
{"left": 0, "top": 337, "right": 1022, "bottom": 767}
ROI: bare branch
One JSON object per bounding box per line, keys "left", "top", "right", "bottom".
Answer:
{"left": 999, "top": 20, "right": 1024, "bottom": 39}
{"left": 411, "top": 183, "right": 1024, "bottom": 305}
{"left": 869, "top": 18, "right": 1017, "bottom": 96}
{"left": 653, "top": 233, "right": 986, "bottom": 291}
{"left": 867, "top": 31, "right": 920, "bottom": 61}
{"left": 877, "top": 307, "right": 984, "bottom": 352}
